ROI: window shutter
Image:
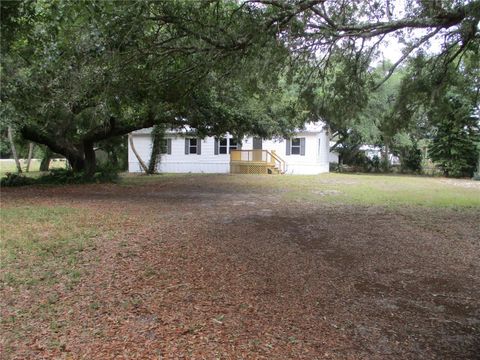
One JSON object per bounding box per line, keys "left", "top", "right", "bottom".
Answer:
{"left": 300, "top": 138, "right": 306, "bottom": 156}
{"left": 214, "top": 138, "right": 218, "bottom": 155}
{"left": 185, "top": 139, "right": 189, "bottom": 154}
{"left": 286, "top": 139, "right": 291, "bottom": 155}
{"left": 167, "top": 139, "right": 172, "bottom": 155}
{"left": 197, "top": 138, "right": 202, "bottom": 155}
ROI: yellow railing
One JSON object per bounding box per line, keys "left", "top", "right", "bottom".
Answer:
{"left": 230, "top": 150, "right": 285, "bottom": 174}
{"left": 269, "top": 150, "right": 286, "bottom": 174}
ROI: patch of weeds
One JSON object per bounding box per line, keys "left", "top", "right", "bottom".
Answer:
{"left": 47, "top": 293, "right": 60, "bottom": 306}
{"left": 143, "top": 266, "right": 158, "bottom": 278}
{"left": 38, "top": 302, "right": 59, "bottom": 321}
{"left": 1, "top": 204, "right": 102, "bottom": 348}
{"left": 93, "top": 328, "right": 105, "bottom": 338}
{"left": 2, "top": 272, "right": 20, "bottom": 287}
{"left": 1, "top": 207, "right": 96, "bottom": 276}
{"left": 121, "top": 296, "right": 143, "bottom": 310}
{"left": 1, "top": 314, "right": 17, "bottom": 325}
{"left": 48, "top": 338, "right": 67, "bottom": 352}
{"left": 89, "top": 301, "right": 101, "bottom": 311}
{"left": 184, "top": 323, "right": 205, "bottom": 334}
{"left": 38, "top": 270, "right": 59, "bottom": 283}
{"left": 49, "top": 319, "right": 64, "bottom": 333}
{"left": 65, "top": 268, "right": 82, "bottom": 290}
{"left": 67, "top": 269, "right": 82, "bottom": 280}
{"left": 124, "top": 249, "right": 138, "bottom": 258}
{"left": 250, "top": 339, "right": 262, "bottom": 346}
{"left": 288, "top": 336, "right": 298, "bottom": 344}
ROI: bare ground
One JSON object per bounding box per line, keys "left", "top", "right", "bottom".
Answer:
{"left": 1, "top": 175, "right": 479, "bottom": 359}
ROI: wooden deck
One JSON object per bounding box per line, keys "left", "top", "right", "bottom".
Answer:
{"left": 230, "top": 150, "right": 285, "bottom": 174}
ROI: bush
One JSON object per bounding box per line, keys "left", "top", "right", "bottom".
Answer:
{"left": 399, "top": 145, "right": 422, "bottom": 173}
{"left": 93, "top": 164, "right": 119, "bottom": 183}
{"left": 0, "top": 173, "right": 35, "bottom": 187}
{"left": 1, "top": 166, "right": 119, "bottom": 187}
{"left": 329, "top": 162, "right": 340, "bottom": 172}
{"left": 370, "top": 155, "right": 381, "bottom": 172}
{"left": 37, "top": 166, "right": 119, "bottom": 184}
{"left": 37, "top": 168, "right": 85, "bottom": 184}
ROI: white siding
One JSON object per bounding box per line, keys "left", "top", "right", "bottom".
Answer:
{"left": 250, "top": 132, "right": 330, "bottom": 174}
{"left": 128, "top": 134, "right": 152, "bottom": 172}
{"left": 128, "top": 128, "right": 330, "bottom": 175}
{"left": 329, "top": 151, "right": 339, "bottom": 164}
{"left": 129, "top": 135, "right": 231, "bottom": 173}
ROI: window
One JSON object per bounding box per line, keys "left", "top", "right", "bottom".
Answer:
{"left": 291, "top": 138, "right": 301, "bottom": 155}
{"left": 189, "top": 138, "right": 197, "bottom": 154}
{"left": 229, "top": 139, "right": 239, "bottom": 153}
{"left": 215, "top": 137, "right": 240, "bottom": 155}
{"left": 185, "top": 138, "right": 201, "bottom": 155}
{"left": 286, "top": 137, "right": 305, "bottom": 156}
{"left": 159, "top": 139, "right": 171, "bottom": 154}
{"left": 219, "top": 138, "right": 228, "bottom": 154}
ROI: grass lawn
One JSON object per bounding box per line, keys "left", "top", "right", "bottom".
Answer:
{"left": 1, "top": 173, "right": 479, "bottom": 359}
{"left": 121, "top": 172, "right": 480, "bottom": 207}
{"left": 0, "top": 159, "right": 67, "bottom": 177}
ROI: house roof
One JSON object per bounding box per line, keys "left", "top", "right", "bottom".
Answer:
{"left": 132, "top": 121, "right": 327, "bottom": 136}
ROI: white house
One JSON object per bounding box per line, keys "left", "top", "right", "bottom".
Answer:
{"left": 128, "top": 121, "right": 331, "bottom": 175}
{"left": 359, "top": 145, "right": 400, "bottom": 165}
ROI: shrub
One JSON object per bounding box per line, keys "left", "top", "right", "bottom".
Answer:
{"left": 36, "top": 169, "right": 85, "bottom": 184}
{"left": 0, "top": 173, "right": 35, "bottom": 187}
{"left": 399, "top": 144, "right": 422, "bottom": 173}
{"left": 92, "top": 164, "right": 119, "bottom": 183}
{"left": 329, "top": 162, "right": 340, "bottom": 172}
{"left": 1, "top": 166, "right": 119, "bottom": 187}
{"left": 370, "top": 155, "right": 381, "bottom": 172}
{"left": 37, "top": 166, "right": 119, "bottom": 184}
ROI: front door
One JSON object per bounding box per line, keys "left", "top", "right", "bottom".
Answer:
{"left": 252, "top": 137, "right": 262, "bottom": 161}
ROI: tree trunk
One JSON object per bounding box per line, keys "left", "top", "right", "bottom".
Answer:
{"left": 109, "top": 150, "right": 119, "bottom": 168}
{"left": 382, "top": 143, "right": 391, "bottom": 172}
{"left": 40, "top": 148, "right": 52, "bottom": 171}
{"left": 128, "top": 134, "right": 148, "bottom": 173}
{"left": 25, "top": 142, "right": 34, "bottom": 172}
{"left": 66, "top": 154, "right": 85, "bottom": 173}
{"left": 83, "top": 141, "right": 96, "bottom": 177}
{"left": 148, "top": 125, "right": 165, "bottom": 174}
{"left": 474, "top": 153, "right": 480, "bottom": 179}
{"left": 7, "top": 126, "right": 22, "bottom": 173}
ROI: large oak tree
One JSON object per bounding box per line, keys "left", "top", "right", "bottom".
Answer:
{"left": 2, "top": 0, "right": 478, "bottom": 176}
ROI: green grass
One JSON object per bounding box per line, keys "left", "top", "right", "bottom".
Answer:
{"left": 0, "top": 159, "right": 67, "bottom": 177}
{"left": 118, "top": 172, "right": 210, "bottom": 186}
{"left": 266, "top": 173, "right": 480, "bottom": 208}
{"left": 0, "top": 204, "right": 114, "bottom": 355}
{"left": 119, "top": 172, "right": 480, "bottom": 208}
{"left": 0, "top": 206, "right": 98, "bottom": 288}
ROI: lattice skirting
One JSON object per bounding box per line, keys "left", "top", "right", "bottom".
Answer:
{"left": 230, "top": 163, "right": 271, "bottom": 174}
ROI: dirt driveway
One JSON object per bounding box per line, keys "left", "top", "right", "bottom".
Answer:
{"left": 1, "top": 175, "right": 479, "bottom": 359}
